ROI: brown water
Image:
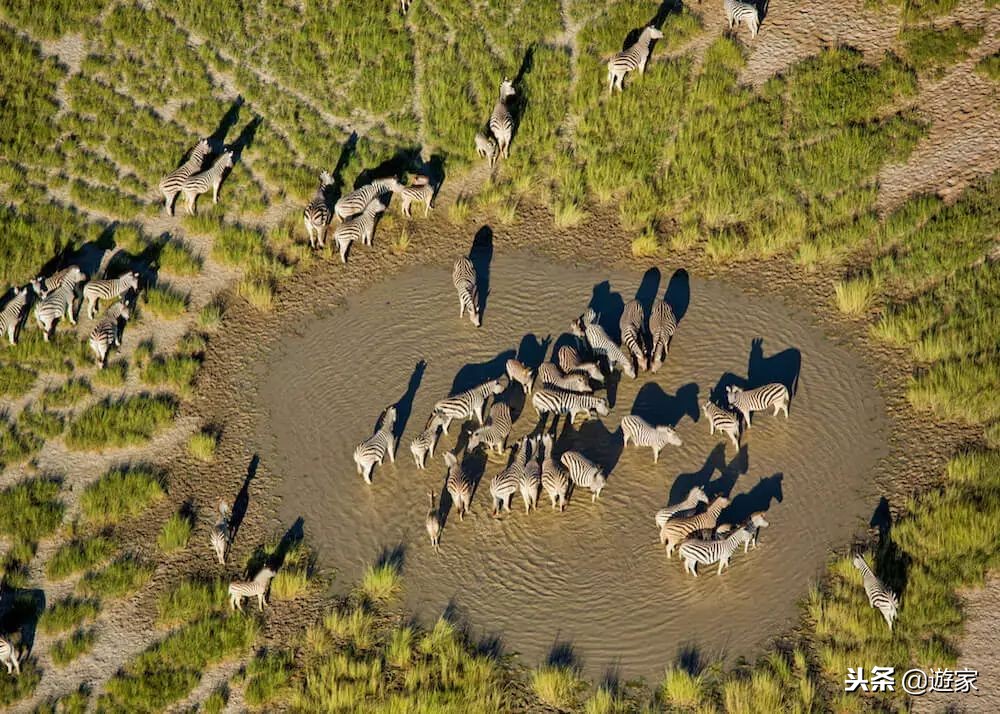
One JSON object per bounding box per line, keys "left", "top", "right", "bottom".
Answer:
{"left": 254, "top": 251, "right": 888, "bottom": 681}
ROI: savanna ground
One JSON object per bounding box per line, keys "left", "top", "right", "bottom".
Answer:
{"left": 0, "top": 0, "right": 997, "bottom": 711}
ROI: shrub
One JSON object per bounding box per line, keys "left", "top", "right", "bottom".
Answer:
{"left": 47, "top": 536, "right": 117, "bottom": 580}
{"left": 39, "top": 598, "right": 101, "bottom": 635}
{"left": 51, "top": 628, "right": 97, "bottom": 666}
{"left": 187, "top": 430, "right": 218, "bottom": 460}
{"left": 80, "top": 466, "right": 165, "bottom": 526}
{"left": 77, "top": 556, "right": 155, "bottom": 598}
{"left": 67, "top": 394, "right": 177, "bottom": 449}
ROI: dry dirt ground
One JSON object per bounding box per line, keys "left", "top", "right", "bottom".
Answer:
{"left": 3, "top": 0, "right": 998, "bottom": 710}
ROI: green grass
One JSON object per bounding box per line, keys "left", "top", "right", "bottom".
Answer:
{"left": 91, "top": 360, "right": 127, "bottom": 386}
{"left": 237, "top": 277, "right": 275, "bottom": 311}
{"left": 157, "top": 511, "right": 193, "bottom": 553}
{"left": 51, "top": 628, "right": 97, "bottom": 666}
{"left": 33, "top": 686, "right": 90, "bottom": 714}
{"left": 3, "top": 330, "right": 93, "bottom": 374}
{"left": 976, "top": 52, "right": 1000, "bottom": 81}
{"left": 244, "top": 650, "right": 294, "bottom": 707}
{"left": 358, "top": 562, "right": 402, "bottom": 602}
{"left": 661, "top": 667, "right": 709, "bottom": 709}
{"left": 630, "top": 228, "right": 663, "bottom": 257}
{"left": 834, "top": 277, "right": 880, "bottom": 315}
{"left": 531, "top": 665, "right": 582, "bottom": 709}
{"left": 900, "top": 24, "right": 984, "bottom": 75}
{"left": 0, "top": 660, "right": 40, "bottom": 707}
{"left": 47, "top": 536, "right": 117, "bottom": 580}
{"left": 77, "top": 556, "right": 155, "bottom": 599}
{"left": 80, "top": 466, "right": 165, "bottom": 526}
{"left": 38, "top": 378, "right": 92, "bottom": 408}
{"left": 156, "top": 239, "right": 203, "bottom": 276}
{"left": 0, "top": 364, "right": 36, "bottom": 398}
{"left": 18, "top": 407, "right": 64, "bottom": 440}
{"left": 0, "top": 477, "right": 64, "bottom": 545}
{"left": 0, "top": 418, "right": 41, "bottom": 467}
{"left": 187, "top": 430, "right": 218, "bottom": 461}
{"left": 157, "top": 579, "right": 227, "bottom": 627}
{"left": 39, "top": 598, "right": 101, "bottom": 635}
{"left": 141, "top": 353, "right": 201, "bottom": 397}
{"left": 66, "top": 394, "right": 177, "bottom": 449}
{"left": 142, "top": 283, "right": 189, "bottom": 318}
{"left": 198, "top": 301, "right": 224, "bottom": 328}
{"left": 201, "top": 688, "right": 227, "bottom": 714}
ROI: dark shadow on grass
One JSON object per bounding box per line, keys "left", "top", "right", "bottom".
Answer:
{"left": 394, "top": 360, "right": 426, "bottom": 450}
{"left": 870, "top": 497, "right": 910, "bottom": 602}
{"left": 208, "top": 95, "right": 244, "bottom": 148}
{"left": 270, "top": 516, "right": 305, "bottom": 571}
{"left": 229, "top": 454, "right": 258, "bottom": 544}
{"left": 0, "top": 586, "right": 44, "bottom": 657}
{"left": 355, "top": 146, "right": 421, "bottom": 190}
{"left": 747, "top": 337, "right": 801, "bottom": 398}
{"left": 469, "top": 226, "right": 493, "bottom": 322}
{"left": 440, "top": 598, "right": 507, "bottom": 660}
{"left": 376, "top": 543, "right": 406, "bottom": 575}
{"left": 547, "top": 637, "right": 581, "bottom": 670}
{"left": 631, "top": 382, "right": 700, "bottom": 427}
{"left": 327, "top": 130, "right": 359, "bottom": 205}
{"left": 664, "top": 268, "right": 691, "bottom": 324}
{"left": 228, "top": 115, "right": 261, "bottom": 163}
{"left": 676, "top": 643, "right": 708, "bottom": 675}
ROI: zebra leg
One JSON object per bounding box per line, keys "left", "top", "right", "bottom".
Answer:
{"left": 185, "top": 192, "right": 196, "bottom": 215}
{"left": 742, "top": 409, "right": 751, "bottom": 428}
{"left": 424, "top": 200, "right": 431, "bottom": 217}
{"left": 728, "top": 430, "right": 739, "bottom": 449}
{"left": 212, "top": 181, "right": 221, "bottom": 204}
{"left": 258, "top": 593, "right": 265, "bottom": 611}
{"left": 622, "top": 431, "right": 630, "bottom": 447}
{"left": 652, "top": 446, "right": 661, "bottom": 463}
{"left": 387, "top": 438, "right": 395, "bottom": 463}
{"left": 338, "top": 240, "right": 350, "bottom": 263}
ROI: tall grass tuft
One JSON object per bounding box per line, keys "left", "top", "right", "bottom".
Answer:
{"left": 531, "top": 665, "right": 582, "bottom": 709}
{"left": 80, "top": 466, "right": 165, "bottom": 526}
{"left": 0, "top": 477, "right": 64, "bottom": 545}
{"left": 47, "top": 536, "right": 117, "bottom": 580}
{"left": 834, "top": 277, "right": 879, "bottom": 315}
{"left": 359, "top": 561, "right": 402, "bottom": 602}
{"left": 77, "top": 556, "right": 155, "bottom": 598}
{"left": 157, "top": 511, "right": 193, "bottom": 552}
{"left": 187, "top": 429, "right": 218, "bottom": 461}
{"left": 51, "top": 628, "right": 97, "bottom": 666}
{"left": 39, "top": 598, "right": 101, "bottom": 635}
{"left": 67, "top": 394, "right": 177, "bottom": 449}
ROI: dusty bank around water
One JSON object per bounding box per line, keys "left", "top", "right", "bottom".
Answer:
{"left": 251, "top": 250, "right": 888, "bottom": 680}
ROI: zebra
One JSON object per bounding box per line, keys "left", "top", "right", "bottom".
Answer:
{"left": 556, "top": 345, "right": 604, "bottom": 383}
{"left": 0, "top": 279, "right": 43, "bottom": 345}
{"left": 540, "top": 433, "right": 570, "bottom": 511}
{"left": 505, "top": 358, "right": 534, "bottom": 393}
{"left": 400, "top": 175, "right": 434, "bottom": 218}
{"left": 433, "top": 379, "right": 505, "bottom": 433}
{"left": 181, "top": 150, "right": 234, "bottom": 215}
{"left": 426, "top": 492, "right": 441, "bottom": 552}
{"left": 88, "top": 301, "right": 131, "bottom": 368}
{"left": 475, "top": 130, "right": 499, "bottom": 167}
{"left": 560, "top": 451, "right": 607, "bottom": 502}
{"left": 489, "top": 440, "right": 525, "bottom": 515}
{"left": 660, "top": 497, "right": 730, "bottom": 557}
{"left": 83, "top": 271, "right": 139, "bottom": 320}
{"left": 444, "top": 451, "right": 473, "bottom": 520}
{"left": 732, "top": 511, "right": 769, "bottom": 552}
{"left": 400, "top": 0, "right": 412, "bottom": 14}
{"left": 620, "top": 414, "right": 682, "bottom": 463}
{"left": 353, "top": 406, "right": 397, "bottom": 484}
{"left": 648, "top": 300, "right": 677, "bottom": 372}
{"left": 304, "top": 171, "right": 335, "bottom": 249}
{"left": 654, "top": 486, "right": 709, "bottom": 528}
{"left": 334, "top": 177, "right": 403, "bottom": 220}
{"left": 468, "top": 402, "right": 513, "bottom": 454}
{"left": 0, "top": 634, "right": 19, "bottom": 676}
{"left": 159, "top": 138, "right": 210, "bottom": 215}
{"left": 210, "top": 501, "right": 232, "bottom": 565}
{"left": 619, "top": 299, "right": 649, "bottom": 372}
{"left": 334, "top": 198, "right": 387, "bottom": 263}
{"left": 531, "top": 388, "right": 609, "bottom": 423}
{"left": 571, "top": 309, "right": 636, "bottom": 378}
{"left": 35, "top": 267, "right": 86, "bottom": 341}
{"left": 39, "top": 267, "right": 77, "bottom": 294}
{"left": 726, "top": 383, "right": 790, "bottom": 427}
{"left": 519, "top": 437, "right": 542, "bottom": 513}
{"left": 702, "top": 400, "right": 740, "bottom": 448}
{"left": 853, "top": 554, "right": 899, "bottom": 630}
{"left": 452, "top": 257, "right": 481, "bottom": 327}
{"left": 608, "top": 26, "right": 664, "bottom": 92}
{"left": 489, "top": 78, "right": 516, "bottom": 159}
{"left": 537, "top": 362, "right": 592, "bottom": 393}
{"left": 228, "top": 567, "right": 276, "bottom": 612}
{"left": 678, "top": 513, "right": 769, "bottom": 576}
{"left": 724, "top": 0, "right": 760, "bottom": 39}
{"left": 410, "top": 413, "right": 444, "bottom": 469}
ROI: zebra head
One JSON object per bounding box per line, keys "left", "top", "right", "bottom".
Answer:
{"left": 30, "top": 277, "right": 46, "bottom": 297}
{"left": 689, "top": 486, "right": 709, "bottom": 507}
{"left": 368, "top": 198, "right": 388, "bottom": 215}
{"left": 489, "top": 379, "right": 505, "bottom": 396}
{"left": 320, "top": 170, "right": 334, "bottom": 187}
{"left": 499, "top": 78, "right": 516, "bottom": 101}
{"left": 748, "top": 512, "right": 769, "bottom": 529}
{"left": 125, "top": 271, "right": 141, "bottom": 291}
{"left": 644, "top": 26, "right": 665, "bottom": 41}
{"left": 382, "top": 406, "right": 398, "bottom": 430}
{"left": 467, "top": 428, "right": 484, "bottom": 451}
{"left": 569, "top": 316, "right": 586, "bottom": 338}
{"left": 254, "top": 567, "right": 276, "bottom": 582}
{"left": 657, "top": 425, "right": 683, "bottom": 447}
{"left": 593, "top": 398, "right": 610, "bottom": 417}
{"left": 726, "top": 385, "right": 743, "bottom": 406}
{"left": 443, "top": 451, "right": 458, "bottom": 468}
{"left": 119, "top": 303, "right": 132, "bottom": 321}
{"left": 218, "top": 150, "right": 235, "bottom": 169}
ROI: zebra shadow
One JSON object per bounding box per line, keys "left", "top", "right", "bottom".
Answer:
{"left": 758, "top": 0, "right": 771, "bottom": 25}
{"left": 353, "top": 146, "right": 421, "bottom": 190}
{"left": 586, "top": 280, "right": 626, "bottom": 343}
{"left": 664, "top": 268, "right": 691, "bottom": 324}
{"left": 557, "top": 418, "right": 624, "bottom": 482}
{"left": 208, "top": 95, "right": 244, "bottom": 150}
{"left": 393, "top": 360, "right": 426, "bottom": 453}
{"left": 631, "top": 381, "right": 700, "bottom": 428}
{"left": 501, "top": 379, "right": 528, "bottom": 425}
{"left": 0, "top": 585, "right": 45, "bottom": 662}
{"left": 462, "top": 447, "right": 489, "bottom": 508}
{"left": 228, "top": 114, "right": 261, "bottom": 164}
{"left": 450, "top": 348, "right": 513, "bottom": 396}
{"left": 506, "top": 45, "right": 535, "bottom": 155}
{"left": 229, "top": 454, "right": 259, "bottom": 545}
{"left": 720, "top": 473, "right": 783, "bottom": 525}
{"left": 242, "top": 517, "right": 306, "bottom": 576}
{"left": 517, "top": 333, "right": 552, "bottom": 370}
{"left": 669, "top": 443, "right": 749, "bottom": 504}
{"left": 414, "top": 152, "right": 447, "bottom": 208}
{"left": 635, "top": 267, "right": 662, "bottom": 318}
{"left": 704, "top": 445, "right": 750, "bottom": 501}
{"left": 747, "top": 337, "right": 801, "bottom": 398}
{"left": 321, "top": 130, "right": 359, "bottom": 209}
{"left": 709, "top": 371, "right": 748, "bottom": 405}
{"left": 469, "top": 226, "right": 493, "bottom": 322}
{"left": 870, "top": 497, "right": 910, "bottom": 604}
{"left": 621, "top": 0, "right": 679, "bottom": 50}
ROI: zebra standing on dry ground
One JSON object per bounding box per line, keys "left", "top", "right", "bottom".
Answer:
{"left": 660, "top": 496, "right": 730, "bottom": 557}
{"left": 0, "top": 279, "right": 42, "bottom": 345}
{"left": 537, "top": 362, "right": 592, "bottom": 393}
{"left": 88, "top": 301, "right": 131, "bottom": 368}
{"left": 560, "top": 451, "right": 607, "bottom": 502}
{"left": 619, "top": 299, "right": 649, "bottom": 372}
{"left": 505, "top": 358, "right": 534, "bottom": 393}
{"left": 475, "top": 130, "right": 499, "bottom": 167}
{"left": 518, "top": 437, "right": 542, "bottom": 513}
{"left": 557, "top": 345, "right": 604, "bottom": 383}
{"left": 620, "top": 414, "right": 682, "bottom": 463}
{"left": 0, "top": 634, "right": 19, "bottom": 675}
{"left": 490, "top": 440, "right": 524, "bottom": 515}
{"left": 726, "top": 383, "right": 790, "bottom": 427}
{"left": 468, "top": 402, "right": 513, "bottom": 454}
{"left": 540, "top": 433, "right": 570, "bottom": 511}
{"left": 678, "top": 513, "right": 769, "bottom": 576}
{"left": 648, "top": 300, "right": 677, "bottom": 372}
{"left": 433, "top": 378, "right": 504, "bottom": 433}
{"left": 444, "top": 452, "right": 473, "bottom": 520}
{"left": 228, "top": 567, "right": 276, "bottom": 612}
{"left": 210, "top": 501, "right": 232, "bottom": 565}
{"left": 724, "top": 0, "right": 760, "bottom": 39}
{"left": 181, "top": 150, "right": 233, "bottom": 215}
{"left": 400, "top": 175, "right": 434, "bottom": 218}
{"left": 489, "top": 79, "right": 516, "bottom": 160}
{"left": 334, "top": 198, "right": 387, "bottom": 263}
{"left": 425, "top": 492, "right": 441, "bottom": 552}
{"left": 410, "top": 413, "right": 444, "bottom": 469}
{"left": 35, "top": 266, "right": 86, "bottom": 341}
{"left": 608, "top": 26, "right": 664, "bottom": 92}
{"left": 83, "top": 271, "right": 139, "bottom": 319}
{"left": 334, "top": 178, "right": 403, "bottom": 220}
{"left": 532, "top": 388, "right": 609, "bottom": 423}
{"left": 452, "top": 257, "right": 481, "bottom": 327}
{"left": 702, "top": 400, "right": 741, "bottom": 448}
{"left": 571, "top": 309, "right": 637, "bottom": 378}
{"left": 304, "top": 171, "right": 335, "bottom": 249}
{"left": 159, "top": 138, "right": 210, "bottom": 215}
{"left": 853, "top": 554, "right": 899, "bottom": 630}
{"left": 353, "top": 406, "right": 397, "bottom": 484}
{"left": 654, "top": 486, "right": 709, "bottom": 528}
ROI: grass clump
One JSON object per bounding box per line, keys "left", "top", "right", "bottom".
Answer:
{"left": 834, "top": 276, "right": 880, "bottom": 315}
{"left": 39, "top": 598, "right": 101, "bottom": 635}
{"left": 237, "top": 277, "right": 275, "bottom": 311}
{"left": 900, "top": 24, "right": 985, "bottom": 75}
{"left": 661, "top": 667, "right": 710, "bottom": 708}
{"left": 630, "top": 228, "right": 662, "bottom": 257}
{"left": 156, "top": 240, "right": 203, "bottom": 276}
{"left": 77, "top": 556, "right": 155, "bottom": 599}
{"left": 158, "top": 511, "right": 193, "bottom": 553}
{"left": 187, "top": 429, "right": 218, "bottom": 461}
{"left": 141, "top": 353, "right": 200, "bottom": 397}
{"left": 47, "top": 536, "right": 117, "bottom": 580}
{"left": 0, "top": 364, "right": 36, "bottom": 398}
{"left": 245, "top": 650, "right": 294, "bottom": 707}
{"left": 0, "top": 477, "right": 64, "bottom": 545}
{"left": 157, "top": 579, "right": 227, "bottom": 627}
{"left": 531, "top": 665, "right": 583, "bottom": 709}
{"left": 18, "top": 407, "right": 64, "bottom": 440}
{"left": 91, "top": 360, "right": 127, "bottom": 386}
{"left": 201, "top": 688, "right": 227, "bottom": 714}
{"left": 358, "top": 561, "right": 401, "bottom": 602}
{"left": 39, "top": 378, "right": 91, "bottom": 408}
{"left": 67, "top": 394, "right": 177, "bottom": 449}
{"left": 80, "top": 466, "right": 165, "bottom": 526}
{"left": 0, "top": 418, "right": 42, "bottom": 467}
{"left": 142, "top": 283, "right": 188, "bottom": 318}
{"left": 34, "top": 686, "right": 90, "bottom": 714}
{"left": 245, "top": 536, "right": 314, "bottom": 601}
{"left": 51, "top": 628, "right": 97, "bottom": 666}
{"left": 198, "top": 300, "right": 224, "bottom": 328}
{"left": 0, "top": 660, "right": 40, "bottom": 707}
{"left": 976, "top": 52, "right": 1000, "bottom": 81}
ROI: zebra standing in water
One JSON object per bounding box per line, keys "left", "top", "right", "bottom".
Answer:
{"left": 452, "top": 257, "right": 481, "bottom": 327}
{"left": 410, "top": 413, "right": 444, "bottom": 469}
{"left": 468, "top": 402, "right": 513, "bottom": 454}
{"left": 35, "top": 266, "right": 86, "bottom": 341}
{"left": 181, "top": 150, "right": 234, "bottom": 215}
{"left": 853, "top": 554, "right": 899, "bottom": 630}
{"left": 648, "top": 300, "right": 677, "bottom": 372}
{"left": 83, "top": 271, "right": 139, "bottom": 319}
{"left": 489, "top": 78, "right": 516, "bottom": 160}
{"left": 702, "top": 400, "right": 741, "bottom": 448}
{"left": 353, "top": 406, "right": 397, "bottom": 484}
{"left": 518, "top": 437, "right": 542, "bottom": 513}
{"left": 537, "top": 363, "right": 592, "bottom": 393}
{"left": 334, "top": 178, "right": 403, "bottom": 220}
{"left": 228, "top": 567, "right": 276, "bottom": 612}
{"left": 532, "top": 388, "right": 609, "bottom": 423}
{"left": 304, "top": 171, "right": 335, "bottom": 249}
{"left": 0, "top": 279, "right": 43, "bottom": 345}
{"left": 334, "top": 199, "right": 387, "bottom": 263}
{"left": 88, "top": 301, "right": 131, "bottom": 368}
{"left": 620, "top": 415, "right": 682, "bottom": 463}
{"left": 433, "top": 378, "right": 505, "bottom": 433}
{"left": 619, "top": 299, "right": 649, "bottom": 372}
{"left": 399, "top": 175, "right": 434, "bottom": 218}
{"left": 724, "top": 0, "right": 760, "bottom": 39}
{"left": 444, "top": 452, "right": 473, "bottom": 520}
{"left": 0, "top": 634, "right": 19, "bottom": 675}
{"left": 475, "top": 130, "right": 499, "bottom": 167}
{"left": 158, "top": 138, "right": 210, "bottom": 215}
{"left": 505, "top": 358, "right": 534, "bottom": 393}
{"left": 425, "top": 493, "right": 441, "bottom": 552}
{"left": 608, "top": 26, "right": 664, "bottom": 92}
{"left": 660, "top": 497, "right": 730, "bottom": 557}
{"left": 571, "top": 309, "right": 637, "bottom": 378}
{"left": 490, "top": 439, "right": 526, "bottom": 516}
{"left": 726, "top": 383, "right": 790, "bottom": 427}
{"left": 678, "top": 513, "right": 769, "bottom": 576}
{"left": 560, "top": 451, "right": 607, "bottom": 502}
{"left": 557, "top": 345, "right": 604, "bottom": 383}
{"left": 540, "top": 433, "right": 570, "bottom": 511}
{"left": 654, "top": 486, "right": 709, "bottom": 528}
{"left": 210, "top": 501, "right": 232, "bottom": 565}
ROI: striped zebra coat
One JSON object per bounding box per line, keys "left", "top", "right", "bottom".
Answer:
{"left": 571, "top": 309, "right": 636, "bottom": 378}
{"left": 88, "top": 301, "right": 131, "bottom": 368}
{"left": 35, "top": 267, "right": 86, "bottom": 341}
{"left": 304, "top": 171, "right": 335, "bottom": 248}
{"left": 475, "top": 130, "right": 499, "bottom": 167}
{"left": 334, "top": 198, "right": 387, "bottom": 262}
{"left": 620, "top": 414, "right": 682, "bottom": 463}
{"left": 433, "top": 379, "right": 505, "bottom": 433}
{"left": 490, "top": 440, "right": 525, "bottom": 515}
{"left": 452, "top": 257, "right": 481, "bottom": 327}
{"left": 560, "top": 451, "right": 607, "bottom": 501}
{"left": 853, "top": 554, "right": 899, "bottom": 630}
{"left": 702, "top": 400, "right": 741, "bottom": 448}
{"left": 654, "top": 486, "right": 709, "bottom": 528}
{"left": 519, "top": 438, "right": 542, "bottom": 513}
{"left": 444, "top": 451, "right": 473, "bottom": 520}
{"left": 159, "top": 138, "right": 210, "bottom": 215}
{"left": 83, "top": 271, "right": 139, "bottom": 319}
{"left": 537, "top": 362, "right": 591, "bottom": 393}
{"left": 619, "top": 299, "right": 649, "bottom": 372}
{"left": 228, "top": 567, "right": 276, "bottom": 612}
{"left": 426, "top": 492, "right": 441, "bottom": 551}
{"left": 724, "top": 0, "right": 760, "bottom": 39}
{"left": 726, "top": 383, "right": 790, "bottom": 427}
{"left": 540, "top": 433, "right": 570, "bottom": 511}
{"left": 0, "top": 279, "right": 41, "bottom": 345}
{"left": 210, "top": 501, "right": 232, "bottom": 565}
{"left": 334, "top": 178, "right": 403, "bottom": 220}
{"left": 400, "top": 176, "right": 434, "bottom": 218}
{"left": 181, "top": 150, "right": 233, "bottom": 215}
{"left": 40, "top": 266, "right": 78, "bottom": 294}
{"left": 556, "top": 345, "right": 604, "bottom": 383}
{"left": 505, "top": 358, "right": 534, "bottom": 393}
{"left": 0, "top": 634, "right": 19, "bottom": 675}
{"left": 489, "top": 79, "right": 517, "bottom": 159}
{"left": 648, "top": 300, "right": 677, "bottom": 372}
{"left": 354, "top": 406, "right": 397, "bottom": 484}
{"left": 608, "top": 26, "right": 664, "bottom": 92}
{"left": 410, "top": 413, "right": 444, "bottom": 469}
{"left": 678, "top": 513, "right": 768, "bottom": 576}
{"left": 468, "top": 402, "right": 512, "bottom": 454}
{"left": 660, "top": 497, "right": 730, "bottom": 557}
{"left": 532, "top": 388, "right": 609, "bottom": 423}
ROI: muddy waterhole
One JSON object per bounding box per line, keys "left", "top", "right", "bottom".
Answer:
{"left": 254, "top": 251, "right": 887, "bottom": 681}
